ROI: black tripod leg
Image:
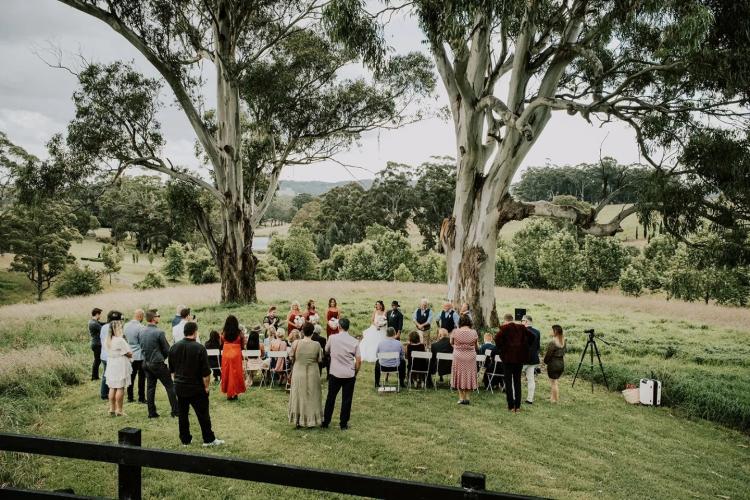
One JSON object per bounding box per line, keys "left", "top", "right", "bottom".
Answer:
{"left": 592, "top": 340, "right": 609, "bottom": 390}
{"left": 572, "top": 340, "right": 590, "bottom": 387}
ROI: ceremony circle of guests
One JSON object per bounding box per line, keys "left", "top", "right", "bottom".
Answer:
{"left": 89, "top": 298, "right": 566, "bottom": 445}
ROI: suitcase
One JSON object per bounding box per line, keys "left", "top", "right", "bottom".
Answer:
{"left": 639, "top": 378, "right": 661, "bottom": 406}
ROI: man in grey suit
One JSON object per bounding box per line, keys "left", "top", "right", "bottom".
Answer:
{"left": 139, "top": 309, "right": 178, "bottom": 418}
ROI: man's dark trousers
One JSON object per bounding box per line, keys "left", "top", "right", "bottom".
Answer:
{"left": 176, "top": 389, "right": 215, "bottom": 444}
{"left": 374, "top": 360, "right": 405, "bottom": 387}
{"left": 503, "top": 362, "right": 524, "bottom": 410}
{"left": 323, "top": 376, "right": 356, "bottom": 428}
{"left": 91, "top": 345, "right": 102, "bottom": 380}
{"left": 127, "top": 360, "right": 146, "bottom": 402}
{"left": 99, "top": 361, "right": 109, "bottom": 400}
{"left": 144, "top": 361, "right": 178, "bottom": 417}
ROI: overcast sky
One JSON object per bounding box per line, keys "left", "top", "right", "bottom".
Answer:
{"left": 0, "top": 0, "right": 643, "bottom": 183}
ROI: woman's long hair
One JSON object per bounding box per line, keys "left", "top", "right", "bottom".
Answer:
{"left": 222, "top": 315, "right": 241, "bottom": 342}
{"left": 246, "top": 330, "right": 260, "bottom": 350}
{"left": 106, "top": 320, "right": 124, "bottom": 350}
{"left": 375, "top": 300, "right": 385, "bottom": 312}
{"left": 552, "top": 324, "right": 565, "bottom": 347}
{"left": 328, "top": 297, "right": 337, "bottom": 308}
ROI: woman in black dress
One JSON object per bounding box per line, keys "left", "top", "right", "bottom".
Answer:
{"left": 543, "top": 324, "right": 566, "bottom": 403}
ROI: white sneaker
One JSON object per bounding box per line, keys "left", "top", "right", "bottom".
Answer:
{"left": 202, "top": 439, "right": 225, "bottom": 447}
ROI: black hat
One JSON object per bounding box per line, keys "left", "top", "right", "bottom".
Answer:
{"left": 107, "top": 310, "right": 123, "bottom": 322}
{"left": 391, "top": 301, "right": 400, "bottom": 307}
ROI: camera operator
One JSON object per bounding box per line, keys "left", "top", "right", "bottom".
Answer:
{"left": 521, "top": 315, "right": 541, "bottom": 405}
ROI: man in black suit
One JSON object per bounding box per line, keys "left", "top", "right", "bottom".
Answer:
{"left": 386, "top": 301, "right": 404, "bottom": 339}
{"left": 427, "top": 328, "right": 453, "bottom": 388}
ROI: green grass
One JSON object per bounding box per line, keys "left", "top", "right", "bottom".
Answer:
{"left": 0, "top": 270, "right": 35, "bottom": 305}
{"left": 0, "top": 283, "right": 749, "bottom": 499}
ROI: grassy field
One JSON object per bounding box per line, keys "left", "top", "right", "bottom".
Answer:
{"left": 0, "top": 282, "right": 748, "bottom": 499}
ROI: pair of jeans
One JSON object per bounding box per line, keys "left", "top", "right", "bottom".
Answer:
{"left": 176, "top": 390, "right": 216, "bottom": 444}
{"left": 91, "top": 345, "right": 102, "bottom": 380}
{"left": 323, "top": 376, "right": 356, "bottom": 428}
{"left": 99, "top": 361, "right": 109, "bottom": 399}
{"left": 523, "top": 364, "right": 539, "bottom": 402}
{"left": 127, "top": 360, "right": 146, "bottom": 402}
{"left": 503, "top": 363, "right": 524, "bottom": 410}
{"left": 375, "top": 360, "right": 405, "bottom": 387}
{"left": 143, "top": 361, "right": 178, "bottom": 417}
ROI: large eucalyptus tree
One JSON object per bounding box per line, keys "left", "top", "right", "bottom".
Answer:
{"left": 56, "top": 0, "right": 433, "bottom": 303}
{"left": 329, "top": 0, "right": 750, "bottom": 327}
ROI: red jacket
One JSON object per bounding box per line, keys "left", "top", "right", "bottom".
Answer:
{"left": 494, "top": 322, "right": 533, "bottom": 364}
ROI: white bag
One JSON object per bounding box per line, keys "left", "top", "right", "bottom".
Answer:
{"left": 639, "top": 378, "right": 662, "bottom": 406}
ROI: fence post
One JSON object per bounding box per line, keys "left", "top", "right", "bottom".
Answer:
{"left": 461, "top": 471, "right": 486, "bottom": 499}
{"left": 118, "top": 428, "right": 142, "bottom": 500}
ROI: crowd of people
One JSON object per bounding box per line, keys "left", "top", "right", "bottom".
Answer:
{"left": 88, "top": 298, "right": 566, "bottom": 444}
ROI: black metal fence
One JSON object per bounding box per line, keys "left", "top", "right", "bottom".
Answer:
{"left": 0, "top": 428, "right": 543, "bottom": 499}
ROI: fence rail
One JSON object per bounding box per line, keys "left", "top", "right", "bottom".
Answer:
{"left": 0, "top": 428, "right": 542, "bottom": 500}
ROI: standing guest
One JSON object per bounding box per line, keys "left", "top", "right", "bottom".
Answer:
{"left": 450, "top": 315, "right": 479, "bottom": 405}
{"left": 220, "top": 315, "right": 246, "bottom": 401}
{"left": 325, "top": 298, "right": 341, "bottom": 335}
{"left": 244, "top": 325, "right": 265, "bottom": 387}
{"left": 438, "top": 302, "right": 460, "bottom": 334}
{"left": 428, "top": 328, "right": 453, "bottom": 388}
{"left": 412, "top": 298, "right": 434, "bottom": 348}
{"left": 495, "top": 313, "right": 534, "bottom": 413}
{"left": 172, "top": 305, "right": 186, "bottom": 327}
{"left": 459, "top": 303, "right": 472, "bottom": 324}
{"left": 322, "top": 318, "right": 360, "bottom": 430}
{"left": 204, "top": 330, "right": 222, "bottom": 382}
{"left": 124, "top": 309, "right": 146, "bottom": 404}
{"left": 172, "top": 308, "right": 191, "bottom": 344}
{"left": 522, "top": 315, "right": 541, "bottom": 405}
{"left": 405, "top": 331, "right": 427, "bottom": 388}
{"left": 89, "top": 308, "right": 104, "bottom": 381}
{"left": 374, "top": 327, "right": 406, "bottom": 388}
{"left": 544, "top": 325, "right": 567, "bottom": 403}
{"left": 168, "top": 321, "right": 224, "bottom": 447}
{"left": 312, "top": 325, "right": 328, "bottom": 375}
{"left": 287, "top": 302, "right": 304, "bottom": 333}
{"left": 139, "top": 309, "right": 179, "bottom": 418}
{"left": 99, "top": 311, "right": 123, "bottom": 401}
{"left": 263, "top": 306, "right": 280, "bottom": 331}
{"left": 386, "top": 301, "right": 404, "bottom": 339}
{"left": 104, "top": 320, "right": 132, "bottom": 416}
{"left": 288, "top": 322, "right": 324, "bottom": 427}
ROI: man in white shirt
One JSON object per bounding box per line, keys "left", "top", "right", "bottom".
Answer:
{"left": 172, "top": 308, "right": 191, "bottom": 344}
{"left": 321, "top": 318, "right": 361, "bottom": 430}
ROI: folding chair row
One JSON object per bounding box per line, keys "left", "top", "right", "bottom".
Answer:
{"left": 267, "top": 350, "right": 290, "bottom": 389}
{"left": 408, "top": 351, "right": 431, "bottom": 390}
{"left": 376, "top": 352, "right": 400, "bottom": 394}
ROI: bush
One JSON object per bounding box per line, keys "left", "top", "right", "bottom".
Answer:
{"left": 495, "top": 245, "right": 520, "bottom": 287}
{"left": 537, "top": 232, "right": 582, "bottom": 290}
{"left": 53, "top": 265, "right": 103, "bottom": 297}
{"left": 269, "top": 227, "right": 320, "bottom": 280}
{"left": 619, "top": 265, "right": 644, "bottom": 297}
{"left": 367, "top": 227, "right": 416, "bottom": 280}
{"left": 340, "top": 243, "right": 380, "bottom": 280}
{"left": 95, "top": 235, "right": 114, "bottom": 245}
{"left": 257, "top": 255, "right": 290, "bottom": 282}
{"left": 511, "top": 218, "right": 559, "bottom": 287}
{"left": 320, "top": 245, "right": 347, "bottom": 280}
{"left": 580, "top": 235, "right": 629, "bottom": 292}
{"left": 393, "top": 263, "right": 414, "bottom": 282}
{"left": 185, "top": 248, "right": 219, "bottom": 284}
{"left": 162, "top": 242, "right": 185, "bottom": 281}
{"left": 414, "top": 251, "right": 447, "bottom": 283}
{"left": 134, "top": 270, "right": 166, "bottom": 290}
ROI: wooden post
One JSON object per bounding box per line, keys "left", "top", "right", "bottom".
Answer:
{"left": 461, "top": 471, "right": 486, "bottom": 498}
{"left": 118, "top": 428, "right": 142, "bottom": 500}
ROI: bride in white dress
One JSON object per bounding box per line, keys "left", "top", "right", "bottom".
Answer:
{"left": 359, "top": 301, "right": 388, "bottom": 362}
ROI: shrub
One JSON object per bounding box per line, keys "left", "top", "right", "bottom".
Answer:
{"left": 414, "top": 251, "right": 447, "bottom": 283}
{"left": 580, "top": 235, "right": 629, "bottom": 292}
{"left": 134, "top": 270, "right": 166, "bottom": 290}
{"left": 95, "top": 235, "right": 114, "bottom": 245}
{"left": 53, "top": 265, "right": 103, "bottom": 297}
{"left": 162, "top": 242, "right": 185, "bottom": 281}
{"left": 619, "top": 265, "right": 644, "bottom": 297}
{"left": 320, "top": 245, "right": 347, "bottom": 280}
{"left": 270, "top": 227, "right": 320, "bottom": 280}
{"left": 185, "top": 248, "right": 219, "bottom": 284}
{"left": 100, "top": 244, "right": 123, "bottom": 284}
{"left": 495, "top": 245, "right": 520, "bottom": 287}
{"left": 257, "top": 255, "right": 290, "bottom": 282}
{"left": 393, "top": 263, "right": 414, "bottom": 282}
{"left": 511, "top": 218, "right": 559, "bottom": 287}
{"left": 340, "top": 243, "right": 380, "bottom": 280}
{"left": 367, "top": 226, "right": 416, "bottom": 280}
{"left": 537, "top": 232, "right": 582, "bottom": 290}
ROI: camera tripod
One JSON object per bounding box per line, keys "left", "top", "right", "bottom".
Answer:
{"left": 572, "top": 329, "right": 610, "bottom": 392}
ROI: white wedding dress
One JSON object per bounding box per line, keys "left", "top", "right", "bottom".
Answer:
{"left": 359, "top": 312, "right": 387, "bottom": 362}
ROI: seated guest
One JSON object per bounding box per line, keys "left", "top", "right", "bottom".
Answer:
{"left": 263, "top": 326, "right": 275, "bottom": 355}
{"left": 288, "top": 322, "right": 323, "bottom": 427}
{"left": 203, "top": 330, "right": 222, "bottom": 382}
{"left": 312, "top": 325, "right": 328, "bottom": 376}
{"left": 270, "top": 329, "right": 289, "bottom": 383}
{"left": 374, "top": 327, "right": 406, "bottom": 388}
{"left": 428, "top": 328, "right": 453, "bottom": 387}
{"left": 405, "top": 331, "right": 427, "bottom": 388}
{"left": 244, "top": 325, "right": 265, "bottom": 387}
{"left": 479, "top": 333, "right": 495, "bottom": 355}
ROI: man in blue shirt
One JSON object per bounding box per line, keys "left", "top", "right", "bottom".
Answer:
{"left": 438, "top": 301, "right": 460, "bottom": 333}
{"left": 522, "top": 315, "right": 541, "bottom": 404}
{"left": 412, "top": 298, "right": 433, "bottom": 348}
{"left": 374, "top": 327, "right": 406, "bottom": 388}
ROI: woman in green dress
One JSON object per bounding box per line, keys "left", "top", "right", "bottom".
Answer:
{"left": 543, "top": 324, "right": 566, "bottom": 403}
{"left": 288, "top": 322, "right": 323, "bottom": 427}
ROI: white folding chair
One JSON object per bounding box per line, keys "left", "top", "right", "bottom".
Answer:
{"left": 267, "top": 350, "right": 289, "bottom": 388}
{"left": 206, "top": 349, "right": 221, "bottom": 382}
{"left": 242, "top": 349, "right": 265, "bottom": 386}
{"left": 475, "top": 354, "right": 486, "bottom": 392}
{"left": 408, "top": 351, "right": 432, "bottom": 390}
{"left": 376, "top": 352, "right": 401, "bottom": 394}
{"left": 435, "top": 352, "right": 454, "bottom": 390}
{"left": 485, "top": 355, "right": 504, "bottom": 393}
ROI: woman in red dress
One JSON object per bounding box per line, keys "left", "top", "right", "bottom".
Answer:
{"left": 326, "top": 297, "right": 341, "bottom": 335}
{"left": 220, "top": 315, "right": 246, "bottom": 401}
{"left": 450, "top": 314, "right": 479, "bottom": 405}
{"left": 287, "top": 302, "right": 303, "bottom": 333}
{"left": 303, "top": 299, "right": 319, "bottom": 324}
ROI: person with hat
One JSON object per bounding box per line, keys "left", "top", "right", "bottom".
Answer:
{"left": 244, "top": 324, "right": 265, "bottom": 387}
{"left": 386, "top": 301, "right": 404, "bottom": 340}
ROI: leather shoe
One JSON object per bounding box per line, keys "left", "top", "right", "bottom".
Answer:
{"left": 148, "top": 414, "right": 160, "bottom": 419}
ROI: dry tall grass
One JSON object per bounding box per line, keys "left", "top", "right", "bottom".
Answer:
{"left": 0, "top": 281, "right": 748, "bottom": 331}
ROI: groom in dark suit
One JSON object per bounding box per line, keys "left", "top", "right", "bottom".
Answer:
{"left": 386, "top": 301, "right": 404, "bottom": 339}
